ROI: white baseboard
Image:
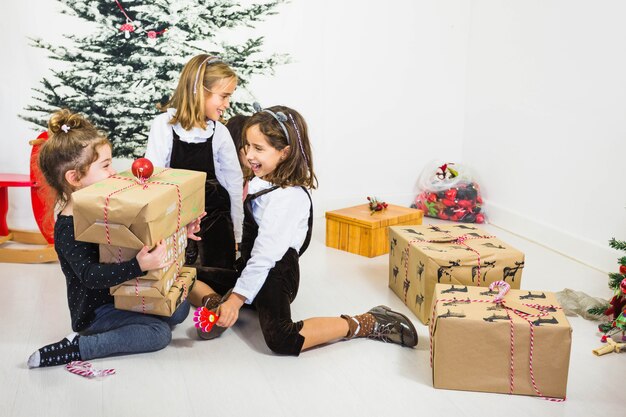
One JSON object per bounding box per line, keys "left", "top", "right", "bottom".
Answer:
{"left": 485, "top": 200, "right": 619, "bottom": 273}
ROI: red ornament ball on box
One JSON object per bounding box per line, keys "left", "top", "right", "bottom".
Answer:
{"left": 131, "top": 158, "right": 154, "bottom": 179}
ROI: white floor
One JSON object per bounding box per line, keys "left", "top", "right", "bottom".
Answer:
{"left": 1, "top": 219, "right": 622, "bottom": 417}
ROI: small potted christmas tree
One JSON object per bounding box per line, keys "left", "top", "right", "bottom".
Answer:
{"left": 588, "top": 238, "right": 626, "bottom": 344}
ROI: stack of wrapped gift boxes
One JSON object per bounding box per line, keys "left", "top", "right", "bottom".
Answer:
{"left": 388, "top": 224, "right": 572, "bottom": 399}
{"left": 72, "top": 167, "right": 205, "bottom": 316}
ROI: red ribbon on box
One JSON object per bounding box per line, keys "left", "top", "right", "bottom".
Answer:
{"left": 403, "top": 227, "right": 495, "bottom": 286}
{"left": 429, "top": 281, "right": 565, "bottom": 402}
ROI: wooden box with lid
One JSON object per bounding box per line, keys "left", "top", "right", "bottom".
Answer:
{"left": 325, "top": 204, "right": 423, "bottom": 257}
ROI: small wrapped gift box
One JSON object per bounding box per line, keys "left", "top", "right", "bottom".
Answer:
{"left": 113, "top": 267, "right": 196, "bottom": 317}
{"left": 388, "top": 224, "right": 524, "bottom": 324}
{"left": 430, "top": 283, "right": 572, "bottom": 399}
{"left": 109, "top": 251, "right": 185, "bottom": 298}
{"left": 325, "top": 204, "right": 423, "bottom": 258}
{"left": 101, "top": 225, "right": 188, "bottom": 285}
{"left": 73, "top": 168, "right": 205, "bottom": 249}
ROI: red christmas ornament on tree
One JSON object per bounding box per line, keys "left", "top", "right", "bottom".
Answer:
{"left": 620, "top": 278, "right": 626, "bottom": 294}
{"left": 131, "top": 158, "right": 154, "bottom": 180}
{"left": 120, "top": 22, "right": 135, "bottom": 38}
{"left": 620, "top": 264, "right": 626, "bottom": 275}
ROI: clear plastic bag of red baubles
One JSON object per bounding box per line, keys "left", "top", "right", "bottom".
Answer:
{"left": 413, "top": 161, "right": 485, "bottom": 223}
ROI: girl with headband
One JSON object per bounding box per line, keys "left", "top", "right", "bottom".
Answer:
{"left": 145, "top": 54, "right": 243, "bottom": 269}
{"left": 189, "top": 104, "right": 418, "bottom": 355}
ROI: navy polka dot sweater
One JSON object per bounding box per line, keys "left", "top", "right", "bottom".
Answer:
{"left": 55, "top": 215, "right": 144, "bottom": 331}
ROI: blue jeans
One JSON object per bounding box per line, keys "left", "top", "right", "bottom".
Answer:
{"left": 78, "top": 301, "right": 190, "bottom": 360}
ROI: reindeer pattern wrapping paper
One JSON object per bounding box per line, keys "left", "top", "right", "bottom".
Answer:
{"left": 430, "top": 283, "right": 572, "bottom": 399}
{"left": 388, "top": 224, "right": 525, "bottom": 324}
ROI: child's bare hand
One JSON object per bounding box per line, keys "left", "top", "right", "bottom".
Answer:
{"left": 186, "top": 211, "right": 206, "bottom": 241}
{"left": 136, "top": 239, "right": 173, "bottom": 271}
{"left": 216, "top": 293, "right": 245, "bottom": 328}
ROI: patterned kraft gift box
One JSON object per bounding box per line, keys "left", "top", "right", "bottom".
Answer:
{"left": 325, "top": 204, "right": 423, "bottom": 258}
{"left": 105, "top": 226, "right": 187, "bottom": 297}
{"left": 73, "top": 167, "right": 205, "bottom": 249}
{"left": 109, "top": 251, "right": 185, "bottom": 298}
{"left": 113, "top": 267, "right": 196, "bottom": 317}
{"left": 430, "top": 283, "right": 572, "bottom": 398}
{"left": 388, "top": 224, "right": 524, "bottom": 324}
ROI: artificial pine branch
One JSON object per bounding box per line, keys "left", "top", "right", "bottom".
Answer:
{"left": 588, "top": 305, "right": 610, "bottom": 316}
{"left": 21, "top": 0, "right": 289, "bottom": 158}
{"left": 609, "top": 238, "right": 626, "bottom": 251}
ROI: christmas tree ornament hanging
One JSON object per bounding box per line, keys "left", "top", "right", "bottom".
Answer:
{"left": 120, "top": 22, "right": 135, "bottom": 38}
{"left": 620, "top": 264, "right": 626, "bottom": 275}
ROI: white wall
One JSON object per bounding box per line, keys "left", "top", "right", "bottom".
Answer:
{"left": 463, "top": 0, "right": 626, "bottom": 272}
{"left": 2, "top": 0, "right": 623, "bottom": 272}
{"left": 1, "top": 0, "right": 469, "bottom": 224}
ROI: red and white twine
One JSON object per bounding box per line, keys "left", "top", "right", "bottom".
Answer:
{"left": 429, "top": 280, "right": 565, "bottom": 402}
{"left": 403, "top": 232, "right": 495, "bottom": 287}
{"left": 65, "top": 361, "right": 115, "bottom": 379}
{"left": 102, "top": 170, "right": 189, "bottom": 312}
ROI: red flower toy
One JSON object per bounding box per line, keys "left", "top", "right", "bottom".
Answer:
{"left": 131, "top": 158, "right": 154, "bottom": 180}
{"left": 193, "top": 306, "right": 220, "bottom": 333}
{"left": 367, "top": 196, "right": 388, "bottom": 215}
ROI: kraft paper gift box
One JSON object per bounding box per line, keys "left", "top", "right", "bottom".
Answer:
{"left": 101, "top": 226, "right": 188, "bottom": 289}
{"left": 113, "top": 267, "right": 196, "bottom": 317}
{"left": 429, "top": 283, "right": 572, "bottom": 399}
{"left": 325, "top": 204, "right": 423, "bottom": 258}
{"left": 388, "top": 224, "right": 524, "bottom": 324}
{"left": 73, "top": 167, "right": 205, "bottom": 249}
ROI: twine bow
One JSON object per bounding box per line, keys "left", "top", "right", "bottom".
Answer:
{"left": 429, "top": 284, "right": 565, "bottom": 402}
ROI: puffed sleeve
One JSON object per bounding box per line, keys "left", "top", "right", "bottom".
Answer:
{"left": 233, "top": 188, "right": 310, "bottom": 303}
{"left": 145, "top": 112, "right": 174, "bottom": 168}
{"left": 213, "top": 123, "right": 244, "bottom": 242}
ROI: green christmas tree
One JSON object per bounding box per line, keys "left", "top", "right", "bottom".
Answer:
{"left": 21, "top": 0, "right": 288, "bottom": 158}
{"left": 588, "top": 238, "right": 626, "bottom": 341}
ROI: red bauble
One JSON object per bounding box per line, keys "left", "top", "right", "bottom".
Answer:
{"left": 131, "top": 158, "right": 154, "bottom": 179}
{"left": 475, "top": 213, "right": 485, "bottom": 223}
{"left": 620, "top": 278, "right": 626, "bottom": 294}
{"left": 620, "top": 264, "right": 626, "bottom": 275}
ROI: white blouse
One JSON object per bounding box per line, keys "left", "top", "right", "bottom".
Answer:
{"left": 145, "top": 108, "right": 244, "bottom": 242}
{"left": 233, "top": 177, "right": 311, "bottom": 304}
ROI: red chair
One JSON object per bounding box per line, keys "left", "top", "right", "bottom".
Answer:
{"left": 0, "top": 131, "right": 57, "bottom": 263}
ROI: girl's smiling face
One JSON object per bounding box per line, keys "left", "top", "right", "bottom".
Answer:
{"left": 244, "top": 124, "right": 289, "bottom": 179}
{"left": 78, "top": 144, "right": 116, "bottom": 188}
{"left": 204, "top": 77, "right": 237, "bottom": 121}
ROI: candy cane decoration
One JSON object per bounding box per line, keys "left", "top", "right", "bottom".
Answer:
{"left": 66, "top": 361, "right": 115, "bottom": 378}
{"left": 489, "top": 280, "right": 510, "bottom": 303}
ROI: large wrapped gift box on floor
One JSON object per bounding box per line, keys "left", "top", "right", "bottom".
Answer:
{"left": 388, "top": 224, "right": 524, "bottom": 324}
{"left": 113, "top": 267, "right": 196, "bottom": 317}
{"left": 73, "top": 168, "right": 205, "bottom": 249}
{"left": 325, "top": 204, "right": 423, "bottom": 258}
{"left": 430, "top": 283, "right": 572, "bottom": 399}
{"left": 102, "top": 226, "right": 188, "bottom": 297}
